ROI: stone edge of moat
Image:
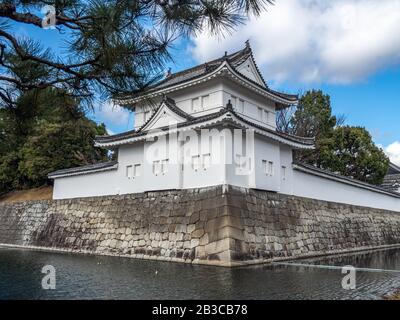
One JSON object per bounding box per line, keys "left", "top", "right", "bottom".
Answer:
{"left": 1, "top": 242, "right": 400, "bottom": 268}
{"left": 1, "top": 185, "right": 400, "bottom": 267}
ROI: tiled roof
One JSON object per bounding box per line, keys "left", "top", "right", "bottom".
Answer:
{"left": 48, "top": 161, "right": 118, "bottom": 178}
{"left": 95, "top": 107, "right": 230, "bottom": 144}
{"left": 294, "top": 161, "right": 400, "bottom": 198}
{"left": 95, "top": 101, "right": 314, "bottom": 147}
{"left": 115, "top": 44, "right": 298, "bottom": 104}
{"left": 382, "top": 174, "right": 400, "bottom": 192}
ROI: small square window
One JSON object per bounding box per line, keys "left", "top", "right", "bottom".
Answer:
{"left": 192, "top": 98, "right": 200, "bottom": 112}
{"left": 263, "top": 160, "right": 274, "bottom": 176}
{"left": 161, "top": 159, "right": 169, "bottom": 174}
{"left": 192, "top": 155, "right": 200, "bottom": 171}
{"left": 153, "top": 161, "right": 161, "bottom": 175}
{"left": 133, "top": 164, "right": 141, "bottom": 177}
{"left": 239, "top": 99, "right": 245, "bottom": 113}
{"left": 258, "top": 107, "right": 263, "bottom": 119}
{"left": 262, "top": 160, "right": 267, "bottom": 174}
{"left": 201, "top": 95, "right": 209, "bottom": 109}
{"left": 203, "top": 153, "right": 211, "bottom": 170}
{"left": 126, "top": 165, "right": 133, "bottom": 179}
{"left": 264, "top": 110, "right": 269, "bottom": 123}
{"left": 281, "top": 165, "right": 286, "bottom": 180}
{"left": 236, "top": 154, "right": 246, "bottom": 169}
{"left": 268, "top": 161, "right": 274, "bottom": 176}
{"left": 231, "top": 95, "right": 237, "bottom": 108}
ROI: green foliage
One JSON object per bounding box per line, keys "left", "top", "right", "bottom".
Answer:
{"left": 290, "top": 90, "right": 389, "bottom": 185}
{"left": 318, "top": 126, "right": 389, "bottom": 185}
{"left": 0, "top": 88, "right": 108, "bottom": 192}
{"left": 290, "top": 90, "right": 337, "bottom": 139}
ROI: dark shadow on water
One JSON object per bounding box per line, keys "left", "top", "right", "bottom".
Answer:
{"left": 0, "top": 247, "right": 400, "bottom": 300}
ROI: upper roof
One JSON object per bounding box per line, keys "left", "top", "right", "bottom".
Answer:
{"left": 94, "top": 99, "right": 314, "bottom": 149}
{"left": 115, "top": 42, "right": 298, "bottom": 108}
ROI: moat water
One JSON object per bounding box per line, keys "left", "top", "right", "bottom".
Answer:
{"left": 0, "top": 247, "right": 400, "bottom": 300}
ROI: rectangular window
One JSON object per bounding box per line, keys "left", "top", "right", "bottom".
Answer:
{"left": 262, "top": 160, "right": 274, "bottom": 176}
{"left": 268, "top": 161, "right": 274, "bottom": 176}
{"left": 192, "top": 98, "right": 200, "bottom": 112}
{"left": 133, "top": 164, "right": 141, "bottom": 177}
{"left": 126, "top": 165, "right": 133, "bottom": 179}
{"left": 153, "top": 160, "right": 161, "bottom": 175}
{"left": 203, "top": 153, "right": 211, "bottom": 170}
{"left": 281, "top": 165, "right": 286, "bottom": 180}
{"left": 201, "top": 95, "right": 209, "bottom": 109}
{"left": 239, "top": 99, "right": 245, "bottom": 113}
{"left": 264, "top": 110, "right": 269, "bottom": 123}
{"left": 236, "top": 154, "right": 246, "bottom": 170}
{"left": 230, "top": 95, "right": 237, "bottom": 108}
{"left": 258, "top": 107, "right": 263, "bottom": 119}
{"left": 161, "top": 159, "right": 169, "bottom": 174}
{"left": 192, "top": 155, "right": 200, "bottom": 171}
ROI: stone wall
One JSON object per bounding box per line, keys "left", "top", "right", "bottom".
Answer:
{"left": 1, "top": 185, "right": 400, "bottom": 266}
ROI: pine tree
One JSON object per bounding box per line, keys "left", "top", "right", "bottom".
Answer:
{"left": 0, "top": 0, "right": 273, "bottom": 108}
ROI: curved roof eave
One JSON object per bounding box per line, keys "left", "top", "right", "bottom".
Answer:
{"left": 116, "top": 61, "right": 298, "bottom": 107}
{"left": 94, "top": 107, "right": 314, "bottom": 150}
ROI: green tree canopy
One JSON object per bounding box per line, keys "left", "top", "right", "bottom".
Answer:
{"left": 0, "top": 87, "right": 108, "bottom": 192}
{"left": 318, "top": 126, "right": 389, "bottom": 185}
{"left": 278, "top": 90, "right": 389, "bottom": 185}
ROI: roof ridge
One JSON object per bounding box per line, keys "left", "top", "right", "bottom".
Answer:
{"left": 157, "top": 46, "right": 249, "bottom": 85}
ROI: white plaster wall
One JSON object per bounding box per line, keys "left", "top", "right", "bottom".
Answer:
{"left": 225, "top": 130, "right": 252, "bottom": 188}
{"left": 221, "top": 80, "right": 276, "bottom": 130}
{"left": 291, "top": 169, "right": 400, "bottom": 212}
{"left": 134, "top": 80, "right": 225, "bottom": 130}
{"left": 52, "top": 170, "right": 119, "bottom": 200}
{"left": 180, "top": 128, "right": 226, "bottom": 189}
{"left": 133, "top": 78, "right": 278, "bottom": 131}
{"left": 169, "top": 80, "right": 224, "bottom": 117}
{"left": 253, "top": 135, "right": 281, "bottom": 192}
{"left": 53, "top": 128, "right": 400, "bottom": 213}
{"left": 279, "top": 145, "right": 294, "bottom": 195}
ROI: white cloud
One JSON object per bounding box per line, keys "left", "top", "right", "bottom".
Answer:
{"left": 190, "top": 0, "right": 400, "bottom": 84}
{"left": 95, "top": 100, "right": 132, "bottom": 127}
{"left": 384, "top": 141, "right": 400, "bottom": 166}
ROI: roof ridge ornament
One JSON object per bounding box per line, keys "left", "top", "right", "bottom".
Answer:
{"left": 226, "top": 100, "right": 233, "bottom": 111}
{"left": 245, "top": 39, "right": 251, "bottom": 49}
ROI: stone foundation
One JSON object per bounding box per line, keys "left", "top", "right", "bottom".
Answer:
{"left": 1, "top": 185, "right": 400, "bottom": 266}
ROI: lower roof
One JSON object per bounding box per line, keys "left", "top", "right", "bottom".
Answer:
{"left": 95, "top": 102, "right": 315, "bottom": 149}
{"left": 293, "top": 162, "right": 400, "bottom": 198}
{"left": 382, "top": 174, "right": 400, "bottom": 192}
{"left": 48, "top": 161, "right": 118, "bottom": 179}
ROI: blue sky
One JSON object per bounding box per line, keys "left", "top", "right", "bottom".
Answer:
{"left": 6, "top": 0, "right": 400, "bottom": 164}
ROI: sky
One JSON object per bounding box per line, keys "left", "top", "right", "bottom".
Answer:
{"left": 6, "top": 0, "right": 400, "bottom": 165}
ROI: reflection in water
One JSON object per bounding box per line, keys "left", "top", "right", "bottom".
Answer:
{"left": 0, "top": 247, "right": 400, "bottom": 300}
